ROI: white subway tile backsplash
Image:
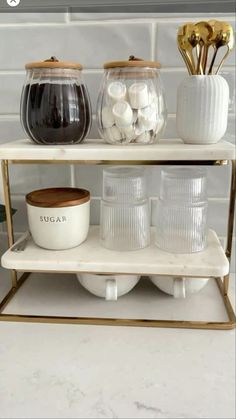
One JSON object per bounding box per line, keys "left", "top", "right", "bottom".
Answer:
{"left": 162, "top": 115, "right": 177, "bottom": 138}
{"left": 207, "top": 166, "right": 231, "bottom": 198}
{"left": 70, "top": 13, "right": 216, "bottom": 22}
{"left": 0, "top": 23, "right": 152, "bottom": 70}
{"left": 224, "top": 115, "right": 236, "bottom": 144}
{"left": 156, "top": 18, "right": 236, "bottom": 68}
{"left": 0, "top": 74, "right": 24, "bottom": 115}
{"left": 0, "top": 12, "right": 234, "bottom": 245}
{"left": 161, "top": 70, "right": 186, "bottom": 114}
{"left": 4, "top": 195, "right": 28, "bottom": 234}
{"left": 0, "top": 12, "right": 68, "bottom": 24}
{"left": 70, "top": 12, "right": 155, "bottom": 21}
{"left": 9, "top": 164, "right": 71, "bottom": 195}
{"left": 0, "top": 117, "right": 24, "bottom": 142}
{"left": 70, "top": 13, "right": 225, "bottom": 22}
{"left": 207, "top": 199, "right": 230, "bottom": 237}
{"left": 90, "top": 198, "right": 101, "bottom": 225}
{"left": 221, "top": 71, "right": 236, "bottom": 114}
{"left": 85, "top": 71, "right": 103, "bottom": 113}
{"left": 75, "top": 165, "right": 103, "bottom": 196}
{"left": 87, "top": 117, "right": 100, "bottom": 139}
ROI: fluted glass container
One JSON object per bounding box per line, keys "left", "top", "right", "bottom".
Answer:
{"left": 156, "top": 167, "right": 208, "bottom": 253}
{"left": 20, "top": 57, "right": 92, "bottom": 145}
{"left": 103, "top": 166, "right": 147, "bottom": 202}
{"left": 97, "top": 57, "right": 167, "bottom": 145}
{"left": 160, "top": 167, "right": 207, "bottom": 202}
{"left": 100, "top": 166, "right": 150, "bottom": 251}
{"left": 101, "top": 200, "right": 150, "bottom": 251}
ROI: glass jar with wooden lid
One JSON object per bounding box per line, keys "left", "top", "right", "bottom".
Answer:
{"left": 96, "top": 56, "right": 167, "bottom": 145}
{"left": 20, "top": 57, "right": 92, "bottom": 145}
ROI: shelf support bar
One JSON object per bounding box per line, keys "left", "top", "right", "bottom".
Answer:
{"left": 224, "top": 159, "right": 236, "bottom": 296}
{"left": 0, "top": 272, "right": 30, "bottom": 314}
{"left": 1, "top": 160, "right": 17, "bottom": 288}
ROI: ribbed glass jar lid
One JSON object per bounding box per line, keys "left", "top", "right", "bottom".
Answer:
{"left": 102, "top": 166, "right": 147, "bottom": 203}
{"left": 160, "top": 167, "right": 207, "bottom": 203}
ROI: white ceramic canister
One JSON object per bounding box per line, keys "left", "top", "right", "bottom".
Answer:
{"left": 26, "top": 187, "right": 90, "bottom": 250}
{"left": 176, "top": 75, "right": 229, "bottom": 144}
{"left": 77, "top": 273, "right": 140, "bottom": 300}
{"left": 150, "top": 275, "right": 209, "bottom": 299}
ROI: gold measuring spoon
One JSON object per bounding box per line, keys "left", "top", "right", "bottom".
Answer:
{"left": 177, "top": 24, "right": 197, "bottom": 74}
{"left": 207, "top": 23, "right": 233, "bottom": 74}
{"left": 207, "top": 20, "right": 226, "bottom": 74}
{"left": 195, "top": 21, "right": 213, "bottom": 74}
{"left": 183, "top": 23, "right": 201, "bottom": 74}
{"left": 207, "top": 20, "right": 222, "bottom": 74}
{"left": 177, "top": 27, "right": 194, "bottom": 74}
{"left": 215, "top": 23, "right": 234, "bottom": 74}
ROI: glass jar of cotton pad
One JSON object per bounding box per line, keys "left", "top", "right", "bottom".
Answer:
{"left": 96, "top": 56, "right": 167, "bottom": 145}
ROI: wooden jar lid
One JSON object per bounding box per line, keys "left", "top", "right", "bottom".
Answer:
{"left": 104, "top": 56, "right": 161, "bottom": 69}
{"left": 26, "top": 188, "right": 90, "bottom": 208}
{"left": 25, "top": 56, "right": 83, "bottom": 70}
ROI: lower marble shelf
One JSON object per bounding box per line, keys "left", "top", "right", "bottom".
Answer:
{"left": 1, "top": 273, "right": 231, "bottom": 323}
{"left": 1, "top": 227, "right": 229, "bottom": 277}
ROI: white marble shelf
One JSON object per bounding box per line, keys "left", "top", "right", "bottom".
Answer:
{"left": 1, "top": 227, "right": 229, "bottom": 277}
{"left": 0, "top": 139, "right": 234, "bottom": 162}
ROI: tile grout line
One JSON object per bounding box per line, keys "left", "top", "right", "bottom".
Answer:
{"left": 150, "top": 22, "right": 156, "bottom": 61}
{"left": 0, "top": 14, "right": 234, "bottom": 28}
{"left": 64, "top": 7, "right": 71, "bottom": 25}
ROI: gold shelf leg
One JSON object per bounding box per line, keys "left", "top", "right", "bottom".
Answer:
{"left": 1, "top": 160, "right": 17, "bottom": 288}
{"left": 0, "top": 272, "right": 30, "bottom": 314}
{"left": 224, "top": 159, "right": 236, "bottom": 296}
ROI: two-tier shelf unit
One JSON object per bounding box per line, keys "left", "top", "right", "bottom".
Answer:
{"left": 0, "top": 138, "right": 235, "bottom": 330}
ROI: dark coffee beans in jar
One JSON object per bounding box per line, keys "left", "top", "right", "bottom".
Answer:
{"left": 20, "top": 57, "right": 92, "bottom": 145}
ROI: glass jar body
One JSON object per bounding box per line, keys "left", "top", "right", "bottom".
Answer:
{"left": 156, "top": 167, "right": 208, "bottom": 254}
{"left": 20, "top": 68, "right": 91, "bottom": 145}
{"left": 97, "top": 67, "right": 167, "bottom": 145}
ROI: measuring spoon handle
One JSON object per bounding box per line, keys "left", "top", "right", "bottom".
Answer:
{"left": 208, "top": 46, "right": 218, "bottom": 74}
{"left": 178, "top": 47, "right": 192, "bottom": 75}
{"left": 215, "top": 47, "right": 230, "bottom": 74}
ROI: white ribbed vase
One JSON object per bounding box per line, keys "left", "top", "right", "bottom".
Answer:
{"left": 177, "top": 75, "right": 229, "bottom": 144}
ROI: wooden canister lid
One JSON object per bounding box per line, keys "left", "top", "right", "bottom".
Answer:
{"left": 26, "top": 187, "right": 90, "bottom": 208}
{"left": 25, "top": 56, "right": 83, "bottom": 70}
{"left": 104, "top": 56, "right": 161, "bottom": 69}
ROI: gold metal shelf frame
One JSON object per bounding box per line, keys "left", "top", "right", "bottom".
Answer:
{"left": 0, "top": 157, "right": 235, "bottom": 330}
